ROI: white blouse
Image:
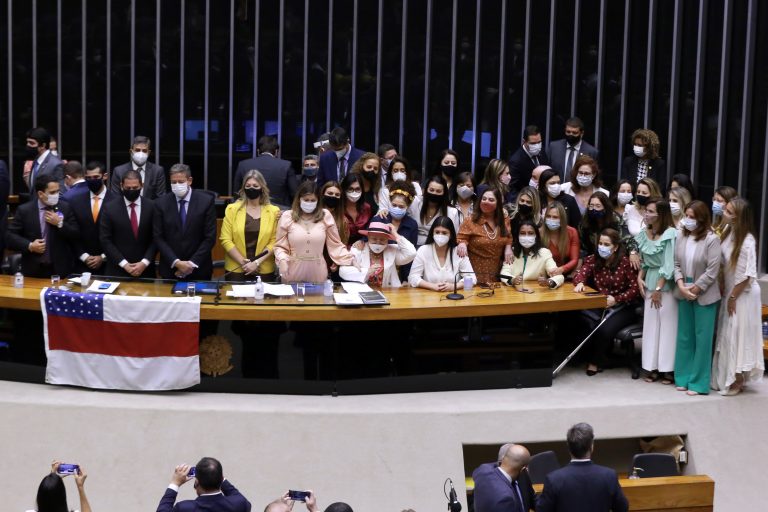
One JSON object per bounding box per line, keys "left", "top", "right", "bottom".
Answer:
{"left": 377, "top": 181, "right": 423, "bottom": 212}
{"left": 560, "top": 182, "right": 610, "bottom": 215}
{"left": 624, "top": 203, "right": 645, "bottom": 236}
{"left": 408, "top": 196, "right": 461, "bottom": 246}
{"left": 408, "top": 244, "right": 476, "bottom": 288}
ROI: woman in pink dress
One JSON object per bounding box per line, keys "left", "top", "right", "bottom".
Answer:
{"left": 274, "top": 181, "right": 356, "bottom": 283}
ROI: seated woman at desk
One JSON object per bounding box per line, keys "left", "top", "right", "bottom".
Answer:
{"left": 220, "top": 169, "right": 281, "bottom": 281}
{"left": 339, "top": 222, "right": 416, "bottom": 287}
{"left": 274, "top": 181, "right": 357, "bottom": 283}
{"left": 500, "top": 219, "right": 564, "bottom": 289}
{"left": 457, "top": 188, "right": 513, "bottom": 283}
{"left": 408, "top": 216, "right": 476, "bottom": 291}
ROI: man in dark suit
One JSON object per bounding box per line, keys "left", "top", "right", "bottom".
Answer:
{"left": 621, "top": 128, "right": 666, "bottom": 185}
{"left": 156, "top": 457, "right": 251, "bottom": 512}
{"left": 61, "top": 160, "right": 89, "bottom": 200}
{"left": 508, "top": 124, "right": 550, "bottom": 202}
{"left": 100, "top": 169, "right": 157, "bottom": 278}
{"left": 68, "top": 161, "right": 112, "bottom": 274}
{"left": 110, "top": 135, "right": 166, "bottom": 199}
{"left": 473, "top": 443, "right": 536, "bottom": 512}
{"left": 233, "top": 135, "right": 298, "bottom": 207}
{"left": 154, "top": 163, "right": 217, "bottom": 280}
{"left": 316, "top": 127, "right": 366, "bottom": 187}
{"left": 24, "top": 127, "right": 65, "bottom": 190}
{"left": 537, "top": 423, "right": 628, "bottom": 512}
{"left": 6, "top": 174, "right": 77, "bottom": 278}
{"left": 546, "top": 117, "right": 600, "bottom": 181}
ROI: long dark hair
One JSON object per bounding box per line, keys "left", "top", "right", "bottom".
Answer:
{"left": 425, "top": 216, "right": 458, "bottom": 267}
{"left": 594, "top": 228, "right": 625, "bottom": 271}
{"left": 432, "top": 148, "right": 459, "bottom": 177}
{"left": 421, "top": 175, "right": 450, "bottom": 223}
{"left": 538, "top": 168, "right": 560, "bottom": 205}
{"left": 36, "top": 474, "right": 69, "bottom": 512}
{"left": 668, "top": 173, "right": 696, "bottom": 199}
{"left": 512, "top": 219, "right": 543, "bottom": 259}
{"left": 471, "top": 187, "right": 510, "bottom": 238}
{"left": 384, "top": 156, "right": 414, "bottom": 186}
{"left": 450, "top": 171, "right": 475, "bottom": 206}
{"left": 340, "top": 173, "right": 366, "bottom": 214}
{"left": 580, "top": 191, "right": 614, "bottom": 231}
{"left": 646, "top": 197, "right": 675, "bottom": 233}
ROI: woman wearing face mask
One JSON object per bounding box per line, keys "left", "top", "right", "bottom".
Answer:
{"left": 451, "top": 171, "right": 476, "bottom": 223}
{"left": 220, "top": 170, "right": 281, "bottom": 280}
{"left": 457, "top": 188, "right": 513, "bottom": 283}
{"left": 376, "top": 183, "right": 419, "bottom": 282}
{"left": 711, "top": 185, "right": 737, "bottom": 237}
{"left": 377, "top": 156, "right": 423, "bottom": 211}
{"left": 624, "top": 178, "right": 662, "bottom": 271}
{"left": 672, "top": 200, "right": 721, "bottom": 396}
{"left": 510, "top": 186, "right": 542, "bottom": 233}
{"left": 339, "top": 222, "right": 416, "bottom": 287}
{"left": 433, "top": 149, "right": 460, "bottom": 196}
{"left": 635, "top": 197, "right": 678, "bottom": 385}
{"left": 348, "top": 152, "right": 382, "bottom": 214}
{"left": 622, "top": 128, "right": 666, "bottom": 184}
{"left": 573, "top": 228, "right": 640, "bottom": 375}
{"left": 320, "top": 181, "right": 348, "bottom": 279}
{"left": 408, "top": 216, "right": 476, "bottom": 291}
{"left": 668, "top": 186, "right": 692, "bottom": 229}
{"left": 560, "top": 156, "right": 609, "bottom": 215}
{"left": 578, "top": 192, "right": 637, "bottom": 259}
{"left": 537, "top": 169, "right": 582, "bottom": 229}
{"left": 711, "top": 198, "right": 764, "bottom": 395}
{"left": 611, "top": 179, "right": 635, "bottom": 218}
{"left": 341, "top": 173, "right": 372, "bottom": 246}
{"left": 500, "top": 220, "right": 564, "bottom": 289}
{"left": 274, "top": 181, "right": 357, "bottom": 283}
{"left": 410, "top": 175, "right": 460, "bottom": 246}
{"left": 477, "top": 159, "right": 514, "bottom": 205}
{"left": 540, "top": 202, "right": 580, "bottom": 278}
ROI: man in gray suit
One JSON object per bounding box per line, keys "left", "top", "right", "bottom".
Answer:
{"left": 110, "top": 135, "right": 166, "bottom": 199}
{"left": 546, "top": 117, "right": 599, "bottom": 182}
{"left": 233, "top": 135, "right": 298, "bottom": 207}
{"left": 24, "top": 127, "right": 65, "bottom": 190}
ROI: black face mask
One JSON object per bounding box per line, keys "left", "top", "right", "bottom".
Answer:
{"left": 323, "top": 196, "right": 340, "bottom": 208}
{"left": 86, "top": 178, "right": 103, "bottom": 194}
{"left": 244, "top": 187, "right": 262, "bottom": 200}
{"left": 363, "top": 171, "right": 377, "bottom": 181}
{"left": 440, "top": 165, "right": 457, "bottom": 178}
{"left": 425, "top": 192, "right": 444, "bottom": 204}
{"left": 517, "top": 204, "right": 533, "bottom": 216}
{"left": 25, "top": 146, "right": 40, "bottom": 160}
{"left": 123, "top": 189, "right": 141, "bottom": 202}
{"left": 588, "top": 209, "right": 606, "bottom": 221}
{"left": 565, "top": 134, "right": 581, "bottom": 146}
{"left": 636, "top": 195, "right": 649, "bottom": 206}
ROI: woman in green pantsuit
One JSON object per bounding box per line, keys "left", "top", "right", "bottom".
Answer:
{"left": 673, "top": 200, "right": 722, "bottom": 395}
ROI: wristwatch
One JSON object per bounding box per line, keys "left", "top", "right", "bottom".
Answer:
{"left": 654, "top": 286, "right": 662, "bottom": 292}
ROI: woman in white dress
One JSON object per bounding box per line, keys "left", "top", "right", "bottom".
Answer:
{"left": 711, "top": 198, "right": 765, "bottom": 395}
{"left": 408, "top": 216, "right": 476, "bottom": 291}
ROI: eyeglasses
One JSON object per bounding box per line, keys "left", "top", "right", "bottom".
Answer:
{"left": 477, "top": 282, "right": 500, "bottom": 298}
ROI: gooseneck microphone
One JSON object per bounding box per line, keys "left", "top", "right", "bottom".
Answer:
{"left": 447, "top": 478, "right": 462, "bottom": 512}
{"left": 447, "top": 271, "right": 476, "bottom": 301}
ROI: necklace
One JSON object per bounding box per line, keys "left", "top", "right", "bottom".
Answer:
{"left": 482, "top": 222, "right": 498, "bottom": 240}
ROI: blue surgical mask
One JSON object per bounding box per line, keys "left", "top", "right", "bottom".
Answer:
{"left": 545, "top": 219, "right": 560, "bottom": 231}
{"left": 390, "top": 206, "right": 407, "bottom": 219}
{"left": 597, "top": 245, "right": 613, "bottom": 259}
{"left": 712, "top": 201, "right": 724, "bottom": 216}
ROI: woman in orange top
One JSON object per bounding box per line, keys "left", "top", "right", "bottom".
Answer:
{"left": 540, "top": 201, "right": 580, "bottom": 278}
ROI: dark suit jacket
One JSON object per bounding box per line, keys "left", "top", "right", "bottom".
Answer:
{"left": 5, "top": 200, "right": 78, "bottom": 278}
{"left": 99, "top": 196, "right": 157, "bottom": 278}
{"left": 233, "top": 154, "right": 298, "bottom": 207}
{"left": 68, "top": 190, "right": 115, "bottom": 273}
{"left": 62, "top": 181, "right": 89, "bottom": 201}
{"left": 472, "top": 462, "right": 536, "bottom": 512}
{"left": 156, "top": 480, "right": 251, "bottom": 512}
{"left": 153, "top": 189, "right": 217, "bottom": 280}
{"left": 546, "top": 139, "right": 600, "bottom": 181}
{"left": 110, "top": 161, "right": 167, "bottom": 199}
{"left": 536, "top": 461, "right": 628, "bottom": 512}
{"left": 0, "top": 160, "right": 10, "bottom": 255}
{"left": 28, "top": 152, "right": 65, "bottom": 190}
{"left": 508, "top": 146, "right": 550, "bottom": 202}
{"left": 317, "top": 146, "right": 366, "bottom": 187}
{"left": 621, "top": 156, "right": 666, "bottom": 187}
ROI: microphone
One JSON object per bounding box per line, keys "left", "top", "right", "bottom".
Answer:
{"left": 447, "top": 271, "right": 476, "bottom": 301}
{"left": 447, "top": 479, "right": 462, "bottom": 512}
{"left": 213, "top": 249, "right": 269, "bottom": 304}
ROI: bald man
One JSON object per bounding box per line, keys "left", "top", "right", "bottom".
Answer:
{"left": 472, "top": 443, "right": 536, "bottom": 512}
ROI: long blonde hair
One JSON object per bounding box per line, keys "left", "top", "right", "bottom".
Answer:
{"left": 725, "top": 197, "right": 755, "bottom": 271}
{"left": 237, "top": 169, "right": 271, "bottom": 206}
{"left": 540, "top": 202, "right": 569, "bottom": 258}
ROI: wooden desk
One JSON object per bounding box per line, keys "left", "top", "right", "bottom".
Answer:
{"left": 0, "top": 277, "right": 606, "bottom": 321}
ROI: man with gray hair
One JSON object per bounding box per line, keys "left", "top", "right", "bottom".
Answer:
{"left": 472, "top": 443, "right": 536, "bottom": 512}
{"left": 537, "top": 423, "right": 628, "bottom": 512}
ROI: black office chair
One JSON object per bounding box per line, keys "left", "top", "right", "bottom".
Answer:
{"left": 2, "top": 253, "right": 22, "bottom": 275}
{"left": 630, "top": 453, "right": 679, "bottom": 478}
{"left": 527, "top": 450, "right": 560, "bottom": 485}
{"left": 614, "top": 305, "right": 644, "bottom": 379}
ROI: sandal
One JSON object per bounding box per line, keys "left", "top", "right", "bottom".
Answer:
{"left": 675, "top": 386, "right": 687, "bottom": 391}
{"left": 643, "top": 371, "right": 659, "bottom": 383}
{"left": 661, "top": 373, "right": 674, "bottom": 385}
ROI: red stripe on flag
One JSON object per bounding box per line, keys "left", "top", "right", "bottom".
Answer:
{"left": 47, "top": 315, "right": 199, "bottom": 358}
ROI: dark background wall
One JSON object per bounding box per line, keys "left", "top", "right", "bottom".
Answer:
{"left": 1, "top": 0, "right": 767, "bottom": 268}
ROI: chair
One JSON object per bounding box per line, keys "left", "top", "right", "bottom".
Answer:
{"left": 2, "top": 253, "right": 22, "bottom": 275}
{"left": 630, "top": 453, "right": 679, "bottom": 478}
{"left": 614, "top": 305, "right": 644, "bottom": 379}
{"left": 527, "top": 450, "right": 560, "bottom": 485}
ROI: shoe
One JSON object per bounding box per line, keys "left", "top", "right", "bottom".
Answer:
{"left": 586, "top": 364, "right": 601, "bottom": 377}
{"left": 686, "top": 390, "right": 700, "bottom": 396}
{"left": 661, "top": 373, "right": 674, "bottom": 385}
{"left": 675, "top": 386, "right": 687, "bottom": 391}
{"left": 643, "top": 371, "right": 659, "bottom": 383}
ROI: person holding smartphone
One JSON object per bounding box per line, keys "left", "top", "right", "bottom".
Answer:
{"left": 27, "top": 461, "right": 91, "bottom": 512}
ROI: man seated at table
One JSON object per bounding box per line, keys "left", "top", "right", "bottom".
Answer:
{"left": 153, "top": 163, "right": 217, "bottom": 281}
{"left": 156, "top": 457, "right": 251, "bottom": 512}
{"left": 473, "top": 443, "right": 536, "bottom": 512}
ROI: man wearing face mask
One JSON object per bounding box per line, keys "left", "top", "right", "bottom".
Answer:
{"left": 67, "top": 161, "right": 113, "bottom": 274}
{"left": 301, "top": 154, "right": 320, "bottom": 183}
{"left": 154, "top": 163, "right": 217, "bottom": 280}
{"left": 621, "top": 128, "right": 666, "bottom": 184}
{"left": 23, "top": 127, "right": 65, "bottom": 191}
{"left": 233, "top": 135, "right": 298, "bottom": 206}
{"left": 507, "top": 124, "right": 550, "bottom": 202}
{"left": 545, "top": 117, "right": 600, "bottom": 181}
{"left": 99, "top": 170, "right": 157, "bottom": 278}
{"left": 377, "top": 143, "right": 398, "bottom": 185}
{"left": 110, "top": 135, "right": 167, "bottom": 199}
{"left": 316, "top": 126, "right": 366, "bottom": 187}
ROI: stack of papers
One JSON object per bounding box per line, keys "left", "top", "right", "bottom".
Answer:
{"left": 333, "top": 293, "right": 364, "bottom": 305}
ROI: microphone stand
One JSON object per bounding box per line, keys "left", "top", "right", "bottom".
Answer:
{"left": 213, "top": 249, "right": 269, "bottom": 305}
{"left": 446, "top": 271, "right": 476, "bottom": 301}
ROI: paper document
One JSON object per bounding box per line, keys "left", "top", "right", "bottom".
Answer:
{"left": 263, "top": 283, "right": 295, "bottom": 296}
{"left": 333, "top": 293, "right": 364, "bottom": 305}
{"left": 340, "top": 282, "right": 373, "bottom": 294}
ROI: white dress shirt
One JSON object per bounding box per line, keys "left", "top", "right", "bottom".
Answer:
{"left": 408, "top": 244, "right": 476, "bottom": 288}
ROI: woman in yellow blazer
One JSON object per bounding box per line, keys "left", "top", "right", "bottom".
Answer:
{"left": 220, "top": 169, "right": 281, "bottom": 280}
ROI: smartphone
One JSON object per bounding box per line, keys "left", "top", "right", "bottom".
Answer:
{"left": 98, "top": 283, "right": 110, "bottom": 290}
{"left": 288, "top": 490, "right": 311, "bottom": 502}
{"left": 188, "top": 467, "right": 196, "bottom": 477}
{"left": 584, "top": 291, "right": 603, "bottom": 296}
{"left": 57, "top": 464, "right": 79, "bottom": 475}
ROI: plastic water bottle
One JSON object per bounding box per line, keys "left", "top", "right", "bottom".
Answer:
{"left": 324, "top": 279, "right": 334, "bottom": 297}
{"left": 254, "top": 276, "right": 264, "bottom": 300}
{"left": 463, "top": 276, "right": 473, "bottom": 291}
{"left": 13, "top": 270, "right": 24, "bottom": 289}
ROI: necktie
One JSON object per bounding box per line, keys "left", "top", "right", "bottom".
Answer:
{"left": 129, "top": 203, "right": 139, "bottom": 238}
{"left": 92, "top": 196, "right": 101, "bottom": 222}
{"left": 40, "top": 207, "right": 50, "bottom": 263}
{"left": 178, "top": 199, "right": 187, "bottom": 229}
{"left": 565, "top": 146, "right": 576, "bottom": 180}
{"left": 532, "top": 155, "right": 539, "bottom": 167}
{"left": 338, "top": 158, "right": 347, "bottom": 180}
{"left": 138, "top": 168, "right": 145, "bottom": 196}
{"left": 510, "top": 480, "right": 524, "bottom": 512}
{"left": 30, "top": 160, "right": 40, "bottom": 188}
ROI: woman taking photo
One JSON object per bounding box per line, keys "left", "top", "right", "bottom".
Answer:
{"left": 573, "top": 228, "right": 640, "bottom": 375}
{"left": 477, "top": 158, "right": 513, "bottom": 205}
{"left": 349, "top": 151, "right": 382, "bottom": 214}
{"left": 341, "top": 173, "right": 372, "bottom": 246}
{"left": 537, "top": 168, "right": 582, "bottom": 229}
{"left": 377, "top": 156, "right": 422, "bottom": 211}
{"left": 408, "top": 216, "right": 476, "bottom": 291}
{"left": 541, "top": 202, "right": 580, "bottom": 278}
{"left": 457, "top": 188, "right": 513, "bottom": 283}
{"left": 451, "top": 171, "right": 476, "bottom": 223}
{"left": 410, "top": 175, "right": 460, "bottom": 246}
{"left": 220, "top": 170, "right": 281, "bottom": 280}
{"left": 668, "top": 186, "right": 692, "bottom": 229}
{"left": 560, "top": 155, "right": 609, "bottom": 215}
{"left": 636, "top": 197, "right": 678, "bottom": 384}
{"left": 339, "top": 222, "right": 416, "bottom": 287}
{"left": 711, "top": 198, "right": 764, "bottom": 395}
{"left": 500, "top": 220, "right": 564, "bottom": 289}
{"left": 673, "top": 200, "right": 721, "bottom": 396}
{"left": 29, "top": 461, "right": 91, "bottom": 512}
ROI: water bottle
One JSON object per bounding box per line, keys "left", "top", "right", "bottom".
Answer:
{"left": 254, "top": 276, "right": 264, "bottom": 300}
{"left": 13, "top": 270, "right": 24, "bottom": 289}
{"left": 323, "top": 279, "right": 334, "bottom": 297}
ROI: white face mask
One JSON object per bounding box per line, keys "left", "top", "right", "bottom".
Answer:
{"left": 617, "top": 192, "right": 633, "bottom": 205}
{"left": 335, "top": 147, "right": 348, "bottom": 160}
{"left": 682, "top": 218, "right": 698, "bottom": 232}
{"left": 500, "top": 174, "right": 512, "bottom": 186}
{"left": 519, "top": 235, "right": 536, "bottom": 248}
{"left": 433, "top": 234, "right": 450, "bottom": 247}
{"left": 392, "top": 171, "right": 407, "bottom": 182}
{"left": 669, "top": 202, "right": 681, "bottom": 215}
{"left": 46, "top": 193, "right": 60, "bottom": 206}
{"left": 527, "top": 143, "right": 542, "bottom": 156}
{"left": 300, "top": 200, "right": 317, "bottom": 213}
{"left": 346, "top": 190, "right": 362, "bottom": 202}
{"left": 547, "top": 183, "right": 561, "bottom": 198}
{"left": 50, "top": 150, "right": 59, "bottom": 157}
{"left": 576, "top": 175, "right": 594, "bottom": 187}
{"left": 171, "top": 182, "right": 189, "bottom": 198}
{"left": 368, "top": 243, "right": 387, "bottom": 254}
{"left": 132, "top": 151, "right": 149, "bottom": 166}
{"left": 633, "top": 145, "right": 646, "bottom": 158}
{"left": 528, "top": 178, "right": 538, "bottom": 188}
{"left": 457, "top": 185, "right": 474, "bottom": 200}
